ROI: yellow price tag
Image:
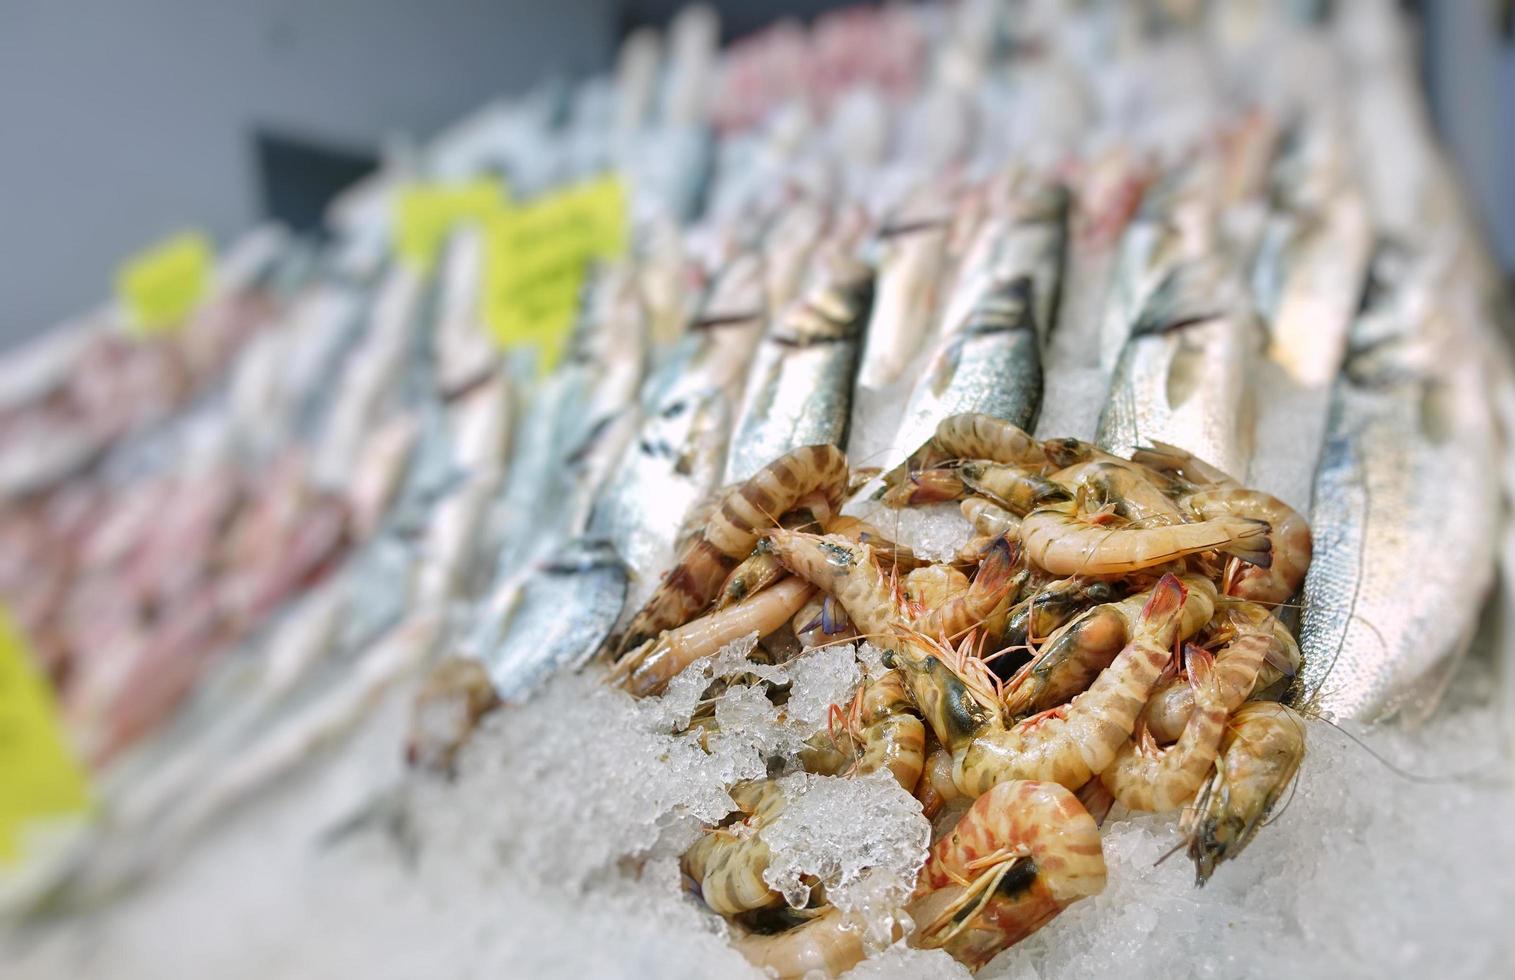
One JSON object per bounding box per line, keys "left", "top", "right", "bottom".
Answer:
{"left": 394, "top": 177, "right": 509, "bottom": 271}
{"left": 0, "top": 607, "right": 90, "bottom": 865}
{"left": 480, "top": 175, "right": 628, "bottom": 374}
{"left": 115, "top": 231, "right": 213, "bottom": 336}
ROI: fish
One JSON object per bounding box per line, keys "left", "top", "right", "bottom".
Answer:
{"left": 682, "top": 252, "right": 769, "bottom": 403}
{"left": 1095, "top": 164, "right": 1220, "bottom": 373}
{"left": 760, "top": 198, "right": 832, "bottom": 315}
{"left": 937, "top": 179, "right": 1068, "bottom": 351}
{"left": 854, "top": 192, "right": 952, "bottom": 390}
{"left": 1096, "top": 258, "right": 1261, "bottom": 481}
{"left": 479, "top": 539, "right": 628, "bottom": 702}
{"left": 887, "top": 183, "right": 1064, "bottom": 460}
{"left": 591, "top": 380, "right": 731, "bottom": 590}
{"left": 889, "top": 273, "right": 1043, "bottom": 455}
{"left": 723, "top": 254, "right": 873, "bottom": 484}
{"left": 1296, "top": 255, "right": 1499, "bottom": 722}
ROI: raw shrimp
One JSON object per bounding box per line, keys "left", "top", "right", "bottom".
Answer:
{"left": 766, "top": 529, "right": 905, "bottom": 637}
{"left": 958, "top": 462, "right": 1073, "bottom": 514}
{"left": 911, "top": 780, "right": 1107, "bottom": 969}
{"left": 1132, "top": 442, "right": 1311, "bottom": 604}
{"left": 915, "top": 537, "right": 1019, "bottom": 643}
{"left": 791, "top": 594, "right": 855, "bottom": 647}
{"left": 1002, "top": 575, "right": 1216, "bottom": 719}
{"left": 1139, "top": 604, "right": 1294, "bottom": 743}
{"left": 732, "top": 780, "right": 1105, "bottom": 978}
{"left": 998, "top": 577, "right": 1123, "bottom": 670}
{"left": 683, "top": 780, "right": 789, "bottom": 916}
{"left": 691, "top": 674, "right": 924, "bottom": 920}
{"left": 1183, "top": 700, "right": 1306, "bottom": 884}
{"left": 1049, "top": 459, "right": 1185, "bottom": 524}
{"left": 1187, "top": 487, "right": 1310, "bottom": 605}
{"left": 617, "top": 578, "right": 816, "bottom": 696}
{"left": 1020, "top": 501, "right": 1270, "bottom": 577}
{"left": 715, "top": 540, "right": 787, "bottom": 610}
{"left": 914, "top": 744, "right": 964, "bottom": 820}
{"left": 730, "top": 906, "right": 876, "bottom": 978}
{"left": 799, "top": 670, "right": 926, "bottom": 791}
{"left": 893, "top": 575, "right": 1195, "bottom": 794}
{"left": 617, "top": 445, "right": 848, "bottom": 654}
{"left": 961, "top": 497, "right": 1020, "bottom": 539}
{"left": 1099, "top": 646, "right": 1233, "bottom": 812}
{"left": 933, "top": 414, "right": 1049, "bottom": 468}
{"left": 828, "top": 515, "right": 924, "bottom": 570}
{"left": 879, "top": 414, "right": 1047, "bottom": 497}
{"left": 902, "top": 564, "right": 969, "bottom": 613}
{"left": 879, "top": 467, "right": 969, "bottom": 507}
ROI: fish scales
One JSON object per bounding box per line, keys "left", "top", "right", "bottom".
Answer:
{"left": 723, "top": 259, "right": 872, "bottom": 484}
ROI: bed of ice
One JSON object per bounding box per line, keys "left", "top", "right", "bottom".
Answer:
{"left": 7, "top": 632, "right": 1512, "bottom": 980}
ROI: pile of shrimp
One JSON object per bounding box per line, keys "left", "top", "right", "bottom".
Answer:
{"left": 602, "top": 414, "right": 1313, "bottom": 978}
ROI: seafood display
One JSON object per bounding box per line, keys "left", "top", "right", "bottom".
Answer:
{"left": 586, "top": 417, "right": 1311, "bottom": 973}
{"left": 1, "top": 1, "right": 1512, "bottom": 977}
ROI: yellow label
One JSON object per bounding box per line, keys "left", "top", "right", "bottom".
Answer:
{"left": 115, "top": 231, "right": 213, "bottom": 335}
{"left": 394, "top": 177, "right": 509, "bottom": 271}
{"left": 0, "top": 607, "right": 90, "bottom": 865}
{"left": 481, "top": 175, "right": 628, "bottom": 373}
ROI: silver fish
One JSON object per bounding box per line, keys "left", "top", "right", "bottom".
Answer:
{"left": 888, "top": 186, "right": 1064, "bottom": 459}
{"left": 1096, "top": 259, "right": 1260, "bottom": 481}
{"left": 889, "top": 274, "right": 1043, "bottom": 454}
{"left": 591, "top": 379, "right": 731, "bottom": 587}
{"left": 723, "top": 256, "right": 873, "bottom": 484}
{"left": 1095, "top": 166, "right": 1219, "bottom": 373}
{"left": 936, "top": 181, "right": 1068, "bottom": 350}
{"left": 1297, "top": 259, "right": 1499, "bottom": 722}
{"left": 481, "top": 539, "right": 628, "bottom": 702}
{"left": 854, "top": 197, "right": 951, "bottom": 390}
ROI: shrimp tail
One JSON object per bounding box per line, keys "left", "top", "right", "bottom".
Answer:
{"left": 1218, "top": 519, "right": 1272, "bottom": 568}
{"left": 883, "top": 468, "right": 965, "bottom": 506}
{"left": 1141, "top": 573, "right": 1188, "bottom": 626}
{"left": 1183, "top": 644, "right": 1217, "bottom": 697}
{"left": 973, "top": 536, "right": 1018, "bottom": 595}
{"left": 1130, "top": 441, "right": 1238, "bottom": 487}
{"left": 1262, "top": 637, "right": 1299, "bottom": 678}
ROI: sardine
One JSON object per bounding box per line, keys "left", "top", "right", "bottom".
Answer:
{"left": 1096, "top": 259, "right": 1260, "bottom": 481}
{"left": 1297, "top": 263, "right": 1499, "bottom": 722}
{"left": 591, "top": 381, "right": 731, "bottom": 587}
{"left": 760, "top": 199, "right": 832, "bottom": 315}
{"left": 685, "top": 252, "right": 769, "bottom": 402}
{"left": 724, "top": 256, "right": 872, "bottom": 483}
{"left": 854, "top": 195, "right": 951, "bottom": 390}
{"left": 481, "top": 539, "right": 628, "bottom": 702}
{"left": 887, "top": 185, "right": 1063, "bottom": 459}
{"left": 1095, "top": 165, "right": 1219, "bottom": 373}
{"left": 889, "top": 274, "right": 1043, "bottom": 454}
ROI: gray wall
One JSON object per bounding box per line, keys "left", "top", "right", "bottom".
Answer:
{"left": 0, "top": 0, "right": 615, "bottom": 347}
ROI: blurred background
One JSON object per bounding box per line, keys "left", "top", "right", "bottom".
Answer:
{"left": 2, "top": 0, "right": 1510, "bottom": 347}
